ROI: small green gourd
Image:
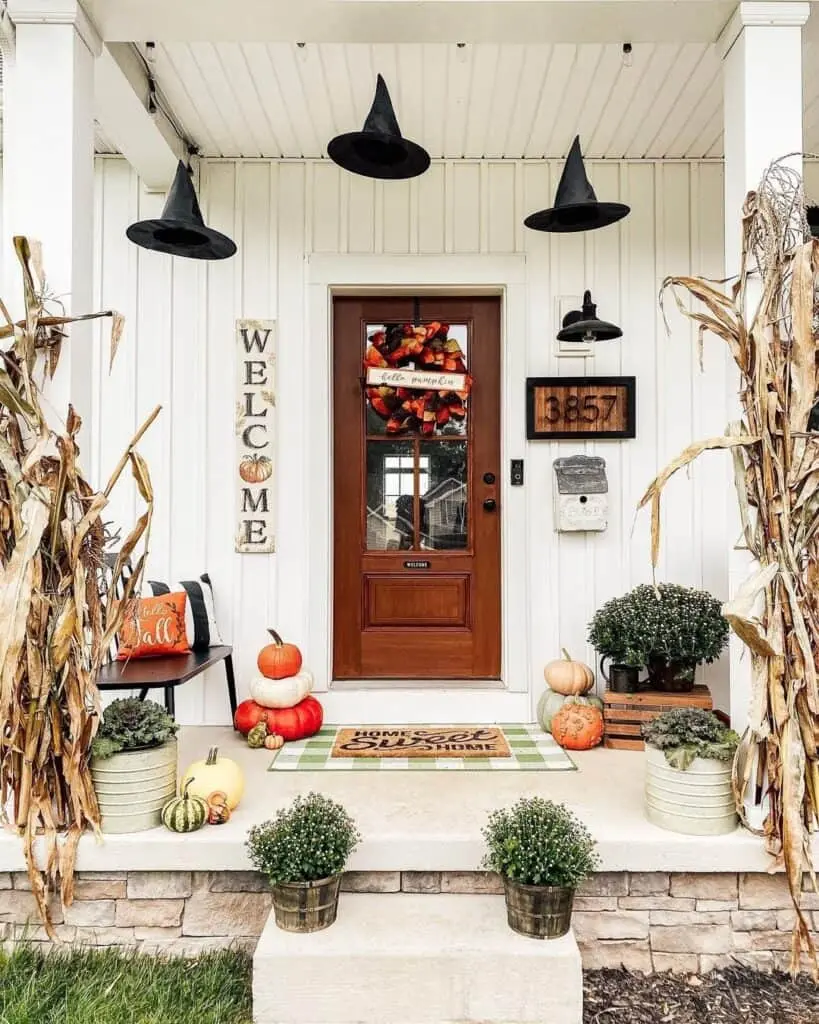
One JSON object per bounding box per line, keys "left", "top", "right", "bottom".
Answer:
{"left": 161, "top": 778, "right": 208, "bottom": 833}
{"left": 247, "top": 721, "right": 268, "bottom": 749}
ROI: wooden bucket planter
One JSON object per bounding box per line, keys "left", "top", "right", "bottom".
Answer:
{"left": 644, "top": 744, "right": 737, "bottom": 836}
{"left": 91, "top": 739, "right": 178, "bottom": 834}
{"left": 502, "top": 877, "right": 574, "bottom": 940}
{"left": 271, "top": 875, "right": 342, "bottom": 933}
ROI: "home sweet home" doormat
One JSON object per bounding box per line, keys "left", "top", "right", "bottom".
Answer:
{"left": 268, "top": 725, "right": 576, "bottom": 771}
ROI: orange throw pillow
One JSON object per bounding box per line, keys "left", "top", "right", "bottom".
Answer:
{"left": 117, "top": 592, "right": 191, "bottom": 659}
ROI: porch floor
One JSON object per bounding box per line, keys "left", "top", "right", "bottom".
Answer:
{"left": 0, "top": 726, "right": 804, "bottom": 875}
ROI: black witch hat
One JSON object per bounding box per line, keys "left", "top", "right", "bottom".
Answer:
{"left": 525, "top": 136, "right": 630, "bottom": 233}
{"left": 126, "top": 161, "right": 237, "bottom": 260}
{"left": 557, "top": 291, "right": 622, "bottom": 343}
{"left": 807, "top": 206, "right": 819, "bottom": 239}
{"left": 327, "top": 74, "right": 430, "bottom": 180}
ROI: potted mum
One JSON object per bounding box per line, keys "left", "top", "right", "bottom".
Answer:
{"left": 589, "top": 583, "right": 729, "bottom": 693}
{"left": 643, "top": 708, "right": 739, "bottom": 836}
{"left": 90, "top": 698, "right": 179, "bottom": 834}
{"left": 587, "top": 596, "right": 649, "bottom": 693}
{"left": 482, "top": 797, "right": 599, "bottom": 940}
{"left": 247, "top": 792, "right": 360, "bottom": 933}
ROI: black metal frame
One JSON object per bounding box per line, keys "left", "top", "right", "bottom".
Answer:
{"left": 525, "top": 375, "right": 637, "bottom": 440}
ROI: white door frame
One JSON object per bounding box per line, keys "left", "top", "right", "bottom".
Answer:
{"left": 298, "top": 253, "right": 531, "bottom": 724}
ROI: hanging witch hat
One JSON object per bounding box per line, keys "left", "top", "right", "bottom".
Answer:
{"left": 126, "top": 161, "right": 237, "bottom": 260}
{"left": 327, "top": 74, "right": 430, "bottom": 180}
{"left": 807, "top": 206, "right": 819, "bottom": 239}
{"left": 557, "top": 290, "right": 622, "bottom": 343}
{"left": 525, "top": 136, "right": 630, "bottom": 233}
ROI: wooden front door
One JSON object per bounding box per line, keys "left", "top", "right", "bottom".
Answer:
{"left": 333, "top": 296, "right": 501, "bottom": 680}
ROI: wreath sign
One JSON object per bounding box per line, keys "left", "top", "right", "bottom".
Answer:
{"left": 364, "top": 322, "right": 471, "bottom": 435}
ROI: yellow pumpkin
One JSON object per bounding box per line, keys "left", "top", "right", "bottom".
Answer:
{"left": 544, "top": 648, "right": 594, "bottom": 696}
{"left": 181, "top": 747, "right": 244, "bottom": 810}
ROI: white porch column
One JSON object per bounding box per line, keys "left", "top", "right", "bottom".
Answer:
{"left": 2, "top": 0, "right": 100, "bottom": 431}
{"left": 720, "top": 1, "right": 810, "bottom": 731}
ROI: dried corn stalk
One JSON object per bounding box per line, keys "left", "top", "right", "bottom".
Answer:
{"left": 639, "top": 159, "right": 819, "bottom": 975}
{"left": 0, "top": 237, "right": 158, "bottom": 935}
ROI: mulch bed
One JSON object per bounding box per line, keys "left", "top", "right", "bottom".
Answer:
{"left": 584, "top": 967, "right": 819, "bottom": 1023}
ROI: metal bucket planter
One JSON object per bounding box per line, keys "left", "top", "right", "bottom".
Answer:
{"left": 644, "top": 744, "right": 738, "bottom": 836}
{"left": 502, "top": 877, "right": 574, "bottom": 940}
{"left": 271, "top": 874, "right": 342, "bottom": 933}
{"left": 646, "top": 656, "right": 696, "bottom": 693}
{"left": 91, "top": 739, "right": 178, "bottom": 834}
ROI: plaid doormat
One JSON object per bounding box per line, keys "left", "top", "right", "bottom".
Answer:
{"left": 268, "top": 725, "right": 576, "bottom": 771}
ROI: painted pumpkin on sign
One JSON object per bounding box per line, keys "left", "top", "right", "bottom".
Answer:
{"left": 181, "top": 747, "right": 245, "bottom": 809}
{"left": 550, "top": 703, "right": 604, "bottom": 751}
{"left": 233, "top": 696, "right": 323, "bottom": 742}
{"left": 239, "top": 454, "right": 273, "bottom": 484}
{"left": 250, "top": 669, "right": 313, "bottom": 709}
{"left": 543, "top": 649, "right": 595, "bottom": 696}
{"left": 257, "top": 629, "right": 303, "bottom": 679}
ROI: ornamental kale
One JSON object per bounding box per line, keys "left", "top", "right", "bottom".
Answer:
{"left": 642, "top": 708, "right": 740, "bottom": 770}
{"left": 91, "top": 698, "right": 179, "bottom": 760}
{"left": 481, "top": 797, "right": 599, "bottom": 888}
{"left": 588, "top": 583, "right": 729, "bottom": 667}
{"left": 246, "top": 793, "right": 360, "bottom": 884}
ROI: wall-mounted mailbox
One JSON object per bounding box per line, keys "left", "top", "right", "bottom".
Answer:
{"left": 553, "top": 455, "right": 608, "bottom": 532}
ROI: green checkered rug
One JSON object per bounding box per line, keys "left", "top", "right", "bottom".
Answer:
{"left": 268, "top": 725, "right": 576, "bottom": 771}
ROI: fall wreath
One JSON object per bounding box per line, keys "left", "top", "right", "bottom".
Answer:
{"left": 364, "top": 322, "right": 471, "bottom": 435}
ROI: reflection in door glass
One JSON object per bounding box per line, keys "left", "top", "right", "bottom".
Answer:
{"left": 420, "top": 441, "right": 468, "bottom": 550}
{"left": 366, "top": 442, "right": 429, "bottom": 550}
{"left": 363, "top": 322, "right": 469, "bottom": 437}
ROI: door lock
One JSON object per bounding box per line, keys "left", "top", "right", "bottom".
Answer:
{"left": 483, "top": 498, "right": 497, "bottom": 512}
{"left": 482, "top": 471, "right": 496, "bottom": 485}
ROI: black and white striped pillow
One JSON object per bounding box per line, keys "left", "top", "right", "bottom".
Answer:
{"left": 142, "top": 574, "right": 224, "bottom": 651}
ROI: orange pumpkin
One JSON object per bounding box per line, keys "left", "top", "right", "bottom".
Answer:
{"left": 550, "top": 702, "right": 603, "bottom": 750}
{"left": 544, "top": 649, "right": 594, "bottom": 696}
{"left": 258, "top": 629, "right": 303, "bottom": 679}
{"left": 239, "top": 454, "right": 273, "bottom": 484}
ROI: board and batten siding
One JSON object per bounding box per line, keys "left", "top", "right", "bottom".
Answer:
{"left": 80, "top": 156, "right": 731, "bottom": 724}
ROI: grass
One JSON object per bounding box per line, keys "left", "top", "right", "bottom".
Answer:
{"left": 0, "top": 946, "right": 253, "bottom": 1024}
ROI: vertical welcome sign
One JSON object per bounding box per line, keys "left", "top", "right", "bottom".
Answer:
{"left": 235, "top": 319, "right": 276, "bottom": 553}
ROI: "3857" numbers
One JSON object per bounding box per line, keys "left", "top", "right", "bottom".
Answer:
{"left": 542, "top": 393, "right": 618, "bottom": 424}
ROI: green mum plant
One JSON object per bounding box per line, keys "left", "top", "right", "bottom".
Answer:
{"left": 642, "top": 708, "right": 740, "bottom": 771}
{"left": 588, "top": 582, "right": 729, "bottom": 667}
{"left": 91, "top": 698, "right": 179, "bottom": 760}
{"left": 246, "top": 792, "right": 361, "bottom": 885}
{"left": 482, "top": 797, "right": 599, "bottom": 889}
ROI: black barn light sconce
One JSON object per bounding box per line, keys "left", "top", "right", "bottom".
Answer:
{"left": 556, "top": 291, "right": 622, "bottom": 343}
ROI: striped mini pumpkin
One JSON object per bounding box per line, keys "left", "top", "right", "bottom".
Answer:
{"left": 161, "top": 779, "right": 208, "bottom": 833}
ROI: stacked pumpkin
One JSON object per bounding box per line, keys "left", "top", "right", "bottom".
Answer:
{"left": 537, "top": 649, "right": 604, "bottom": 751}
{"left": 234, "top": 630, "right": 324, "bottom": 747}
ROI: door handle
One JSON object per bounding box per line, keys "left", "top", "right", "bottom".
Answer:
{"left": 482, "top": 498, "right": 497, "bottom": 512}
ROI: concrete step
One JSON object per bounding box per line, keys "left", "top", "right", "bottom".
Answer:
{"left": 253, "top": 892, "right": 582, "bottom": 1024}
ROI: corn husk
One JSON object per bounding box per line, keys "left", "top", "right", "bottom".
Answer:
{"left": 640, "top": 161, "right": 819, "bottom": 974}
{"left": 0, "top": 237, "right": 157, "bottom": 935}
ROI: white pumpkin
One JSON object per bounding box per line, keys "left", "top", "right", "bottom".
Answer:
{"left": 250, "top": 669, "right": 313, "bottom": 709}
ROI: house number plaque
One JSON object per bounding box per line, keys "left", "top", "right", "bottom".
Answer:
{"left": 526, "top": 376, "right": 636, "bottom": 440}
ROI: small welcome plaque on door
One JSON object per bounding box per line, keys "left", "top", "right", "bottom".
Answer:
{"left": 235, "top": 319, "right": 276, "bottom": 553}
{"left": 526, "top": 376, "right": 636, "bottom": 440}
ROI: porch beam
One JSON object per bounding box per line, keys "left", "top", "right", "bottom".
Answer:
{"left": 719, "top": 1, "right": 810, "bottom": 732}
{"left": 94, "top": 43, "right": 187, "bottom": 192}
{"left": 85, "top": 0, "right": 735, "bottom": 45}
{"left": 2, "top": 0, "right": 99, "bottom": 442}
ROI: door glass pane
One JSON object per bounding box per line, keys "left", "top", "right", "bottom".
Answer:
{"left": 420, "top": 441, "right": 468, "bottom": 550}
{"left": 364, "top": 322, "right": 469, "bottom": 437}
{"left": 366, "top": 441, "right": 417, "bottom": 550}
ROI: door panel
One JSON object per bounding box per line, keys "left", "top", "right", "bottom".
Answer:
{"left": 333, "top": 297, "right": 501, "bottom": 680}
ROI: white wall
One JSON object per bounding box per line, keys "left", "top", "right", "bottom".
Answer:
{"left": 87, "top": 155, "right": 729, "bottom": 724}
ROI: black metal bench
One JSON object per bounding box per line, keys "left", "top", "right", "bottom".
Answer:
{"left": 97, "top": 645, "right": 237, "bottom": 720}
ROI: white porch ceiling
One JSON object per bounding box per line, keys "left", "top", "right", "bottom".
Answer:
{"left": 147, "top": 38, "right": 819, "bottom": 162}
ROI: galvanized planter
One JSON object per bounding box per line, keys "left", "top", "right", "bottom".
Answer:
{"left": 502, "top": 876, "right": 574, "bottom": 940}
{"left": 91, "top": 739, "right": 178, "bottom": 834}
{"left": 271, "top": 874, "right": 342, "bottom": 933}
{"left": 644, "top": 744, "right": 738, "bottom": 836}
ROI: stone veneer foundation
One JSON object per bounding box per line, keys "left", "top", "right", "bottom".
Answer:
{"left": 1, "top": 869, "right": 817, "bottom": 972}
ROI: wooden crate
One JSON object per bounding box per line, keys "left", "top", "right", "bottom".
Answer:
{"left": 602, "top": 685, "right": 712, "bottom": 750}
